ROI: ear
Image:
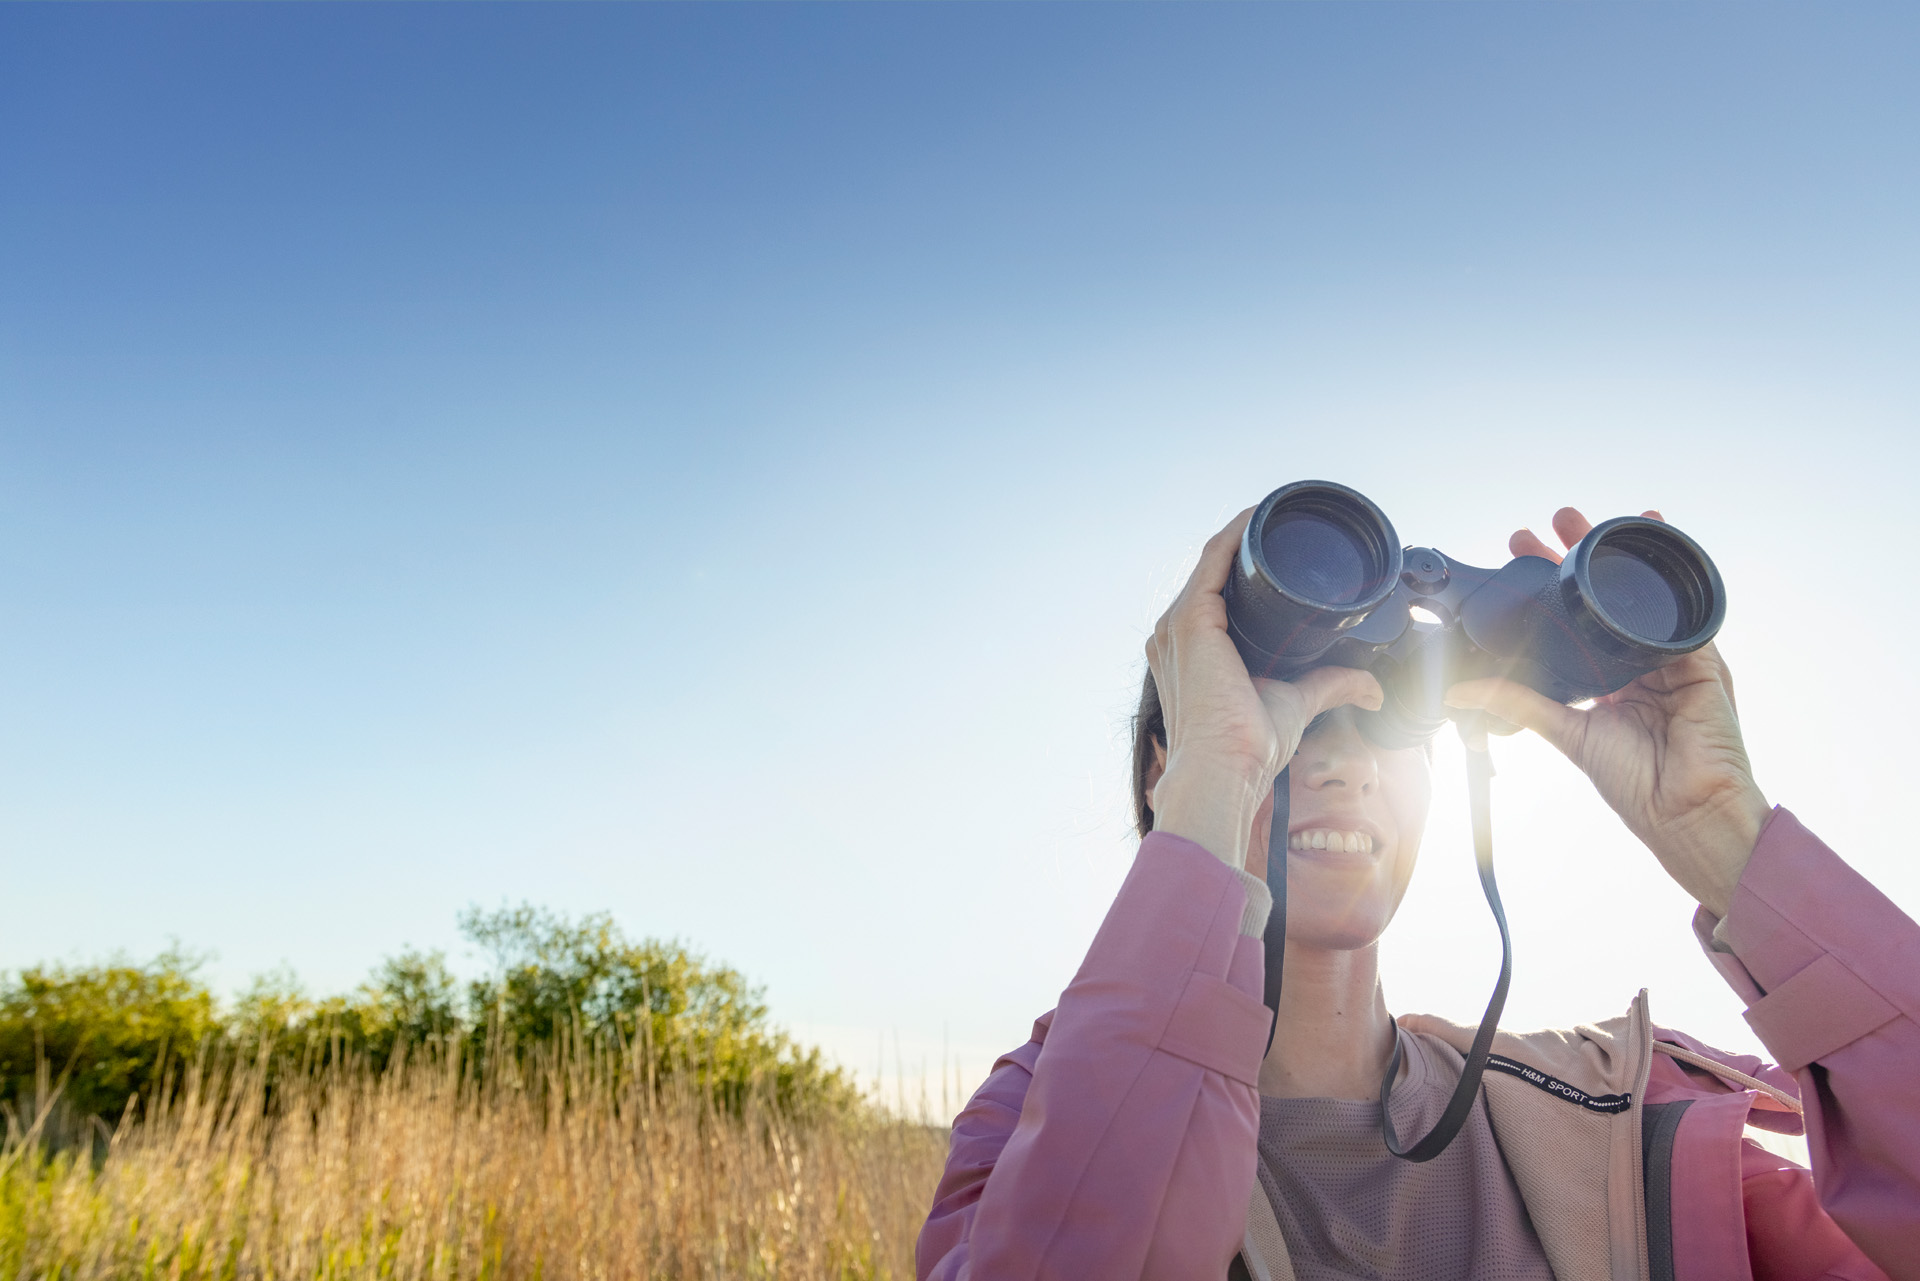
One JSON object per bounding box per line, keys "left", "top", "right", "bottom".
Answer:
{"left": 1144, "top": 737, "right": 1168, "bottom": 810}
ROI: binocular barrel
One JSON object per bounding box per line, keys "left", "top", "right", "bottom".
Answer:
{"left": 1224, "top": 481, "right": 1726, "bottom": 739}
{"left": 1560, "top": 516, "right": 1725, "bottom": 665}
{"left": 1223, "top": 481, "right": 1405, "bottom": 678}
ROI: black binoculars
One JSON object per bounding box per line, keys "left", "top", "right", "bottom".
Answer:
{"left": 1223, "top": 481, "right": 1727, "bottom": 749}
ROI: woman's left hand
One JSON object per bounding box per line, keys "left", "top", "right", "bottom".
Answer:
{"left": 1443, "top": 506, "right": 1771, "bottom": 918}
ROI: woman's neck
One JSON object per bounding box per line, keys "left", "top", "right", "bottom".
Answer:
{"left": 1256, "top": 941, "right": 1398, "bottom": 1101}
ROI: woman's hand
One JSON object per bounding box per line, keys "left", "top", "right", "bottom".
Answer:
{"left": 1147, "top": 509, "right": 1383, "bottom": 871}
{"left": 1444, "top": 507, "right": 1771, "bottom": 917}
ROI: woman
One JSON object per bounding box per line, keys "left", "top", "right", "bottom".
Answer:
{"left": 916, "top": 504, "right": 1917, "bottom": 1281}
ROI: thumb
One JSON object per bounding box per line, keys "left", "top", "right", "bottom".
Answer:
{"left": 1444, "top": 677, "right": 1582, "bottom": 758}
{"left": 1290, "top": 665, "right": 1385, "bottom": 720}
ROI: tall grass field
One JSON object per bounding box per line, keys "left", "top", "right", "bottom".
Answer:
{"left": 0, "top": 1036, "right": 950, "bottom": 1280}
{"left": 0, "top": 912, "right": 955, "bottom": 1280}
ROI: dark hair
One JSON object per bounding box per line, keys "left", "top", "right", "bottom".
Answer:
{"left": 1131, "top": 668, "right": 1165, "bottom": 840}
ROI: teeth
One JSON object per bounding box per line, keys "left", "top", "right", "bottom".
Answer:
{"left": 1288, "top": 829, "right": 1374, "bottom": 854}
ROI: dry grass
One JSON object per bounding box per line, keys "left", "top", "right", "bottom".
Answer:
{"left": 0, "top": 1036, "right": 951, "bottom": 1280}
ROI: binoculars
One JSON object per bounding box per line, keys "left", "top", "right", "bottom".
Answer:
{"left": 1223, "top": 481, "right": 1727, "bottom": 748}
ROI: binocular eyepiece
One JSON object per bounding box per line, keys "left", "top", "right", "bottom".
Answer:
{"left": 1223, "top": 481, "right": 1726, "bottom": 748}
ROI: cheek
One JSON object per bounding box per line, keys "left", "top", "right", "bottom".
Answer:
{"left": 1388, "top": 755, "right": 1433, "bottom": 849}
{"left": 1385, "top": 754, "right": 1433, "bottom": 894}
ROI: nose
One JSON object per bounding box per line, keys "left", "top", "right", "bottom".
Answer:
{"left": 1294, "top": 708, "right": 1379, "bottom": 795}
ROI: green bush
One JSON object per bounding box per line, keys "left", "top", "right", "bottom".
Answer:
{"left": 228, "top": 947, "right": 462, "bottom": 1065}
{"left": 459, "top": 904, "right": 855, "bottom": 1113}
{"left": 0, "top": 906, "right": 857, "bottom": 1130}
{"left": 0, "top": 950, "right": 218, "bottom": 1126}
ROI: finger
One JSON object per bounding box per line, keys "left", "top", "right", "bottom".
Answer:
{"left": 1551, "top": 507, "right": 1593, "bottom": 551}
{"left": 1508, "top": 527, "right": 1563, "bottom": 564}
{"left": 1696, "top": 640, "right": 1737, "bottom": 715}
{"left": 1175, "top": 507, "right": 1256, "bottom": 607}
{"left": 1289, "top": 665, "right": 1385, "bottom": 720}
{"left": 1444, "top": 677, "right": 1584, "bottom": 760}
{"left": 1642, "top": 509, "right": 1664, "bottom": 522}
{"left": 1143, "top": 632, "right": 1167, "bottom": 689}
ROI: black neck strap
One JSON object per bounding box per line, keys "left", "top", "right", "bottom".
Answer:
{"left": 1259, "top": 718, "right": 1512, "bottom": 1162}
{"left": 1261, "top": 767, "right": 1289, "bottom": 1060}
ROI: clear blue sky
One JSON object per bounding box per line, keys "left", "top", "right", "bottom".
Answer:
{"left": 4, "top": 3, "right": 1917, "bottom": 1100}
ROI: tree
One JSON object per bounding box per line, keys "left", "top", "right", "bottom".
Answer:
{"left": 357, "top": 948, "right": 462, "bottom": 1058}
{"left": 459, "top": 904, "right": 855, "bottom": 1111}
{"left": 0, "top": 950, "right": 219, "bottom": 1125}
{"left": 228, "top": 949, "right": 461, "bottom": 1065}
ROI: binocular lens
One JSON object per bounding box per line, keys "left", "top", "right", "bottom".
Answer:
{"left": 1563, "top": 519, "right": 1723, "bottom": 657}
{"left": 1587, "top": 544, "right": 1685, "bottom": 642}
{"left": 1225, "top": 482, "right": 1403, "bottom": 675}
{"left": 1256, "top": 488, "right": 1398, "bottom": 609}
{"left": 1263, "top": 510, "right": 1380, "bottom": 607}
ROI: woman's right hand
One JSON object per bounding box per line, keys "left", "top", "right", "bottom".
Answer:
{"left": 1146, "top": 509, "right": 1384, "bottom": 872}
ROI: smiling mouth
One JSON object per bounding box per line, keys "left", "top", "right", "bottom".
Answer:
{"left": 1288, "top": 828, "right": 1375, "bottom": 855}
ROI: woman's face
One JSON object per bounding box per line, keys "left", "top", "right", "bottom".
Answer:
{"left": 1259, "top": 705, "right": 1432, "bottom": 952}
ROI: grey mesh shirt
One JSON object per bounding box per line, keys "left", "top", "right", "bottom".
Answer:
{"left": 1254, "top": 1027, "right": 1557, "bottom": 1280}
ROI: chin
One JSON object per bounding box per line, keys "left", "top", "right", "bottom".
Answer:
{"left": 1287, "top": 917, "right": 1393, "bottom": 952}
{"left": 1283, "top": 876, "right": 1401, "bottom": 951}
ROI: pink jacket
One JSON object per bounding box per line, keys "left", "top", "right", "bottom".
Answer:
{"left": 917, "top": 809, "right": 1918, "bottom": 1280}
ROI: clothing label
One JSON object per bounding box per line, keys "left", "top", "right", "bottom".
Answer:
{"left": 1484, "top": 1054, "right": 1632, "bottom": 1114}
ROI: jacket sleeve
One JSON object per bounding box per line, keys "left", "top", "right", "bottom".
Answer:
{"left": 915, "top": 833, "right": 1274, "bottom": 1281}
{"left": 1693, "top": 807, "right": 1920, "bottom": 1281}
{"left": 1738, "top": 1138, "right": 1892, "bottom": 1281}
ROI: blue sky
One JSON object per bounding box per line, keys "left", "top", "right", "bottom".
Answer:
{"left": 4, "top": 3, "right": 1917, "bottom": 1101}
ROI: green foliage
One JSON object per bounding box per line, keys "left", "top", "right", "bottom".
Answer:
{"left": 459, "top": 905, "right": 856, "bottom": 1113}
{"left": 0, "top": 907, "right": 857, "bottom": 1129}
{"left": 0, "top": 949, "right": 218, "bottom": 1125}
{"left": 227, "top": 948, "right": 461, "bottom": 1066}
{"left": 363, "top": 948, "right": 463, "bottom": 1051}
